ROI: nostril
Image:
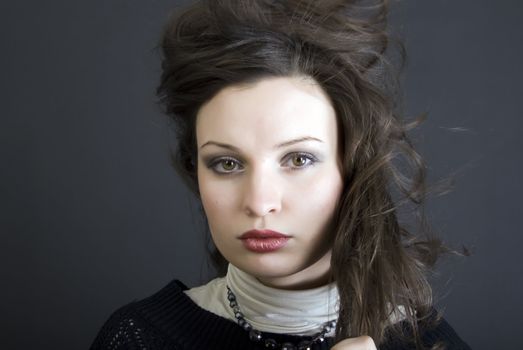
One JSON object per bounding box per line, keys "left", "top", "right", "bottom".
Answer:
{"left": 243, "top": 200, "right": 281, "bottom": 218}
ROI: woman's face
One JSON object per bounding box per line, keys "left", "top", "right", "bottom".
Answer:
{"left": 196, "top": 76, "right": 343, "bottom": 290}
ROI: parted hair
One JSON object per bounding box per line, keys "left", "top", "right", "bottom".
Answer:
{"left": 157, "top": 0, "right": 445, "bottom": 348}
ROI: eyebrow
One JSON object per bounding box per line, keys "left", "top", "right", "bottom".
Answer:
{"left": 199, "top": 136, "right": 324, "bottom": 150}
{"left": 275, "top": 136, "right": 324, "bottom": 148}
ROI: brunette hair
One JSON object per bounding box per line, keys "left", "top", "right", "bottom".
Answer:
{"left": 157, "top": 0, "right": 445, "bottom": 347}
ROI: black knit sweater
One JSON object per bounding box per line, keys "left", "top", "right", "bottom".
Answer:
{"left": 90, "top": 280, "right": 471, "bottom": 350}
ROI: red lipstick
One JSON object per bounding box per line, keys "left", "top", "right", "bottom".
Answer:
{"left": 239, "top": 229, "right": 290, "bottom": 253}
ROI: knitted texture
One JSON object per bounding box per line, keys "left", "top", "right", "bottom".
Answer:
{"left": 90, "top": 280, "right": 470, "bottom": 350}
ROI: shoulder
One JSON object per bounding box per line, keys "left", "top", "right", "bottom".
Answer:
{"left": 419, "top": 315, "right": 471, "bottom": 350}
{"left": 90, "top": 278, "right": 256, "bottom": 350}
{"left": 90, "top": 280, "right": 190, "bottom": 350}
{"left": 382, "top": 309, "right": 471, "bottom": 350}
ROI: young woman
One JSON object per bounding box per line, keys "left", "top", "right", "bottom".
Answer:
{"left": 91, "top": 1, "right": 470, "bottom": 349}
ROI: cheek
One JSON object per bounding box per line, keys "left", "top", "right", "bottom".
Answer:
{"left": 302, "top": 173, "right": 343, "bottom": 214}
{"left": 199, "top": 178, "right": 235, "bottom": 228}
{"left": 200, "top": 189, "right": 220, "bottom": 222}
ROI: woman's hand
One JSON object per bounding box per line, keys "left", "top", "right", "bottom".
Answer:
{"left": 331, "top": 336, "right": 377, "bottom": 350}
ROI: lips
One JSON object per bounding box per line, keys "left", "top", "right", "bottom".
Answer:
{"left": 239, "top": 229, "right": 290, "bottom": 253}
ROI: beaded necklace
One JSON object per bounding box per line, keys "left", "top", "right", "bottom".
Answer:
{"left": 226, "top": 286, "right": 336, "bottom": 350}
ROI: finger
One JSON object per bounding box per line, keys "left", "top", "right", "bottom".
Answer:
{"left": 331, "top": 335, "right": 377, "bottom": 350}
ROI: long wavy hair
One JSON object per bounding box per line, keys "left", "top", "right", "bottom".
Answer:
{"left": 157, "top": 0, "right": 445, "bottom": 347}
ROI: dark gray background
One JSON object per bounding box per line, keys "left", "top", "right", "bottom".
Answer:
{"left": 1, "top": 0, "right": 522, "bottom": 349}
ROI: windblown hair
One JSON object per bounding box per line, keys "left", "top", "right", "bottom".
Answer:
{"left": 157, "top": 0, "right": 445, "bottom": 348}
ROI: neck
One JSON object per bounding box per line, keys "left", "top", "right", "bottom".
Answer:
{"left": 225, "top": 264, "right": 339, "bottom": 335}
{"left": 257, "top": 250, "right": 334, "bottom": 290}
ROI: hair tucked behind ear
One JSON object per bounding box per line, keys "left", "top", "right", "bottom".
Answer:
{"left": 157, "top": 0, "right": 447, "bottom": 348}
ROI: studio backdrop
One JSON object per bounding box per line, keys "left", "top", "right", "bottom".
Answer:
{"left": 1, "top": 0, "right": 522, "bottom": 349}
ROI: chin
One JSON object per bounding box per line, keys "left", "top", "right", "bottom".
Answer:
{"left": 231, "top": 252, "right": 301, "bottom": 279}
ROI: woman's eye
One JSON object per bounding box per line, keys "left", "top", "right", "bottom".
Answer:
{"left": 209, "top": 158, "right": 242, "bottom": 174}
{"left": 285, "top": 153, "right": 317, "bottom": 169}
{"left": 292, "top": 155, "right": 308, "bottom": 167}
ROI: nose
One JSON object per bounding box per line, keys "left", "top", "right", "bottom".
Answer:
{"left": 242, "top": 167, "right": 282, "bottom": 217}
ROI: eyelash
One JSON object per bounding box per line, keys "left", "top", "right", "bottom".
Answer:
{"left": 207, "top": 157, "right": 244, "bottom": 174}
{"left": 283, "top": 152, "right": 318, "bottom": 170}
{"left": 206, "top": 152, "right": 318, "bottom": 175}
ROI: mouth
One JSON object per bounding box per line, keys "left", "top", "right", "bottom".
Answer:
{"left": 239, "top": 229, "right": 291, "bottom": 253}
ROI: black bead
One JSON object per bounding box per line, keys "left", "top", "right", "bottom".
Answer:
{"left": 281, "top": 343, "right": 296, "bottom": 350}
{"left": 249, "top": 329, "right": 262, "bottom": 342}
{"left": 264, "top": 338, "right": 278, "bottom": 349}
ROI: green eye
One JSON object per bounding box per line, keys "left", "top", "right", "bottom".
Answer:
{"left": 285, "top": 152, "right": 317, "bottom": 169}
{"left": 292, "top": 155, "right": 308, "bottom": 167}
{"left": 207, "top": 157, "right": 243, "bottom": 174}
{"left": 221, "top": 159, "right": 237, "bottom": 171}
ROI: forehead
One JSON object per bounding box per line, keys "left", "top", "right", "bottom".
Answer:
{"left": 195, "top": 76, "right": 337, "bottom": 147}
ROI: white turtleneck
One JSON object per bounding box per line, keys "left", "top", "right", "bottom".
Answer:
{"left": 184, "top": 264, "right": 339, "bottom": 336}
